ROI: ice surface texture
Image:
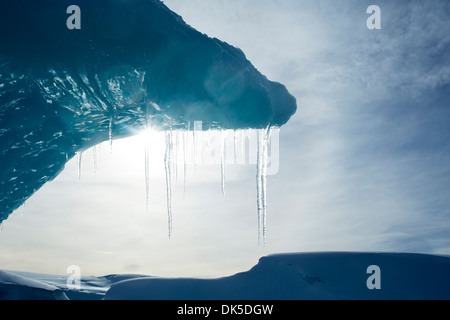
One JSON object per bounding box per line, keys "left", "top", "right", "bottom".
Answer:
{"left": 0, "top": 0, "right": 297, "bottom": 222}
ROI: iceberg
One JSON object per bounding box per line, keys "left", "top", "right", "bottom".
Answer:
{"left": 0, "top": 0, "right": 297, "bottom": 222}
{"left": 0, "top": 270, "right": 68, "bottom": 300}
{"left": 2, "top": 252, "right": 450, "bottom": 300}
{"left": 102, "top": 252, "right": 450, "bottom": 300}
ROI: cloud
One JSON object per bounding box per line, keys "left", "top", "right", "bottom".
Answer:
{"left": 2, "top": 0, "right": 450, "bottom": 278}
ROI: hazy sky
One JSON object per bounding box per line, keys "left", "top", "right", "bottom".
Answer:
{"left": 1, "top": 0, "right": 449, "bottom": 278}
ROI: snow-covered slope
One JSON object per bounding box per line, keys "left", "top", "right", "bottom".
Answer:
{"left": 0, "top": 270, "right": 150, "bottom": 300}
{"left": 104, "top": 252, "right": 450, "bottom": 300}
{"left": 0, "top": 270, "right": 69, "bottom": 300}
{"left": 4, "top": 252, "right": 448, "bottom": 300}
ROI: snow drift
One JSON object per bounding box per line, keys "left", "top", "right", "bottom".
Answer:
{"left": 0, "top": 270, "right": 68, "bottom": 300}
{"left": 2, "top": 252, "right": 450, "bottom": 300}
{"left": 0, "top": 0, "right": 297, "bottom": 222}
{"left": 104, "top": 252, "right": 450, "bottom": 300}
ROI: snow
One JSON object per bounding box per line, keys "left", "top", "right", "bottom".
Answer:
{"left": 104, "top": 252, "right": 450, "bottom": 300}
{"left": 2, "top": 252, "right": 450, "bottom": 300}
{"left": 0, "top": 270, "right": 142, "bottom": 300}
{"left": 0, "top": 270, "right": 69, "bottom": 300}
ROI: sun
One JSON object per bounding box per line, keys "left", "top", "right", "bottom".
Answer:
{"left": 117, "top": 128, "right": 166, "bottom": 159}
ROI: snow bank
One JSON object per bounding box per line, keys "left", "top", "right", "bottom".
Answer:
{"left": 0, "top": 270, "right": 68, "bottom": 300}
{"left": 2, "top": 252, "right": 449, "bottom": 300}
{"left": 104, "top": 252, "right": 450, "bottom": 300}
{"left": 0, "top": 271, "right": 155, "bottom": 300}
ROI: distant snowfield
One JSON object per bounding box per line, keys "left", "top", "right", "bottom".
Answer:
{"left": 1, "top": 252, "right": 450, "bottom": 300}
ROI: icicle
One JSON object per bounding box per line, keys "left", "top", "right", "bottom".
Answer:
{"left": 77, "top": 151, "right": 83, "bottom": 181}
{"left": 256, "top": 127, "right": 271, "bottom": 245}
{"left": 205, "top": 127, "right": 210, "bottom": 158}
{"left": 193, "top": 127, "right": 197, "bottom": 171}
{"left": 182, "top": 130, "right": 187, "bottom": 198}
{"left": 261, "top": 127, "right": 271, "bottom": 245}
{"left": 220, "top": 129, "right": 226, "bottom": 196}
{"left": 174, "top": 131, "right": 179, "bottom": 187}
{"left": 144, "top": 139, "right": 150, "bottom": 211}
{"left": 108, "top": 116, "right": 113, "bottom": 153}
{"left": 164, "top": 130, "right": 173, "bottom": 238}
{"left": 144, "top": 104, "right": 151, "bottom": 210}
{"left": 256, "top": 131, "right": 263, "bottom": 244}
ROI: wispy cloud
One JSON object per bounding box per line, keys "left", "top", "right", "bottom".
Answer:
{"left": 2, "top": 0, "right": 449, "bottom": 278}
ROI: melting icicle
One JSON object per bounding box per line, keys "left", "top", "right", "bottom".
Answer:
{"left": 193, "top": 127, "right": 197, "bottom": 171}
{"left": 164, "top": 130, "right": 173, "bottom": 238}
{"left": 256, "top": 127, "right": 271, "bottom": 245}
{"left": 77, "top": 151, "right": 83, "bottom": 181}
{"left": 144, "top": 105, "right": 151, "bottom": 210}
{"left": 174, "top": 131, "right": 179, "bottom": 187}
{"left": 256, "top": 132, "right": 263, "bottom": 244}
{"left": 136, "top": 122, "right": 272, "bottom": 243}
{"left": 182, "top": 130, "right": 187, "bottom": 197}
{"left": 220, "top": 130, "right": 226, "bottom": 196}
{"left": 108, "top": 116, "right": 113, "bottom": 153}
{"left": 144, "top": 139, "right": 150, "bottom": 211}
{"left": 261, "top": 127, "right": 271, "bottom": 245}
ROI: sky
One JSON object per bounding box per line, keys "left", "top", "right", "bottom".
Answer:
{"left": 1, "top": 0, "right": 450, "bottom": 278}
